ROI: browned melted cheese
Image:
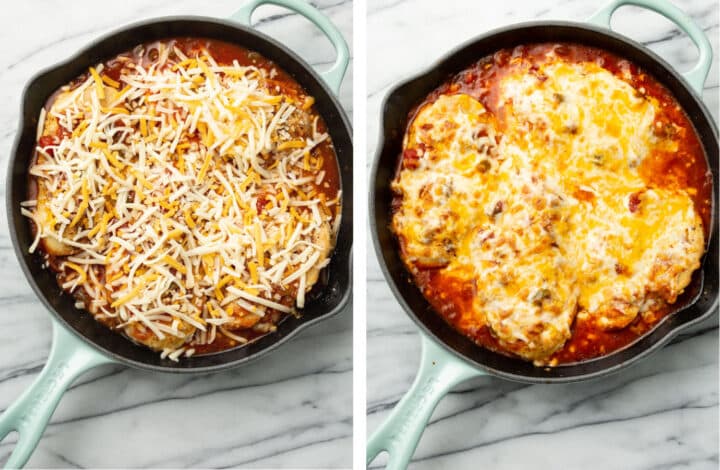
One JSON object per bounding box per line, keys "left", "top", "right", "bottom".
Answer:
{"left": 391, "top": 43, "right": 709, "bottom": 365}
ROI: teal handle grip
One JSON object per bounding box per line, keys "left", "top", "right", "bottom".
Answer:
{"left": 230, "top": 0, "right": 349, "bottom": 94}
{"left": 587, "top": 0, "right": 712, "bottom": 93}
{"left": 367, "top": 334, "right": 484, "bottom": 469}
{"left": 0, "top": 323, "right": 112, "bottom": 468}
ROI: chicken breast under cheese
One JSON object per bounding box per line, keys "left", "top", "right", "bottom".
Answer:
{"left": 34, "top": 169, "right": 79, "bottom": 256}
{"left": 34, "top": 104, "right": 79, "bottom": 257}
{"left": 124, "top": 321, "right": 196, "bottom": 351}
{"left": 33, "top": 85, "right": 123, "bottom": 257}
{"left": 305, "top": 221, "right": 333, "bottom": 286}
{"left": 571, "top": 188, "right": 704, "bottom": 329}
{"left": 393, "top": 93, "right": 580, "bottom": 361}
{"left": 499, "top": 60, "right": 705, "bottom": 331}
{"left": 391, "top": 94, "right": 498, "bottom": 270}
{"left": 465, "top": 170, "right": 579, "bottom": 361}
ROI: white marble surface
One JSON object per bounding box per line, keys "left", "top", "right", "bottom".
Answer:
{"left": 367, "top": 0, "right": 719, "bottom": 468}
{"left": 0, "top": 0, "right": 352, "bottom": 468}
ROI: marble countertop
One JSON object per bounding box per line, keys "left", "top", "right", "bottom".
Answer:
{"left": 366, "top": 0, "right": 718, "bottom": 468}
{"left": 0, "top": 0, "right": 352, "bottom": 468}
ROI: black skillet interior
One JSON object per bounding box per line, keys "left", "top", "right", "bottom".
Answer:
{"left": 8, "top": 18, "right": 352, "bottom": 373}
{"left": 372, "top": 22, "right": 718, "bottom": 383}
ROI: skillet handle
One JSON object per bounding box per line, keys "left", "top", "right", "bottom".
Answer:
{"left": 230, "top": 0, "right": 350, "bottom": 94}
{"left": 366, "top": 334, "right": 484, "bottom": 470}
{"left": 587, "top": 0, "right": 712, "bottom": 94}
{"left": 0, "top": 323, "right": 112, "bottom": 469}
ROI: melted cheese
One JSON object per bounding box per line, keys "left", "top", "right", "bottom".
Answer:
{"left": 393, "top": 59, "right": 704, "bottom": 364}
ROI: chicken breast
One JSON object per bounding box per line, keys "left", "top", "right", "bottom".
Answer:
{"left": 392, "top": 94, "right": 497, "bottom": 270}
{"left": 576, "top": 188, "right": 705, "bottom": 329}
{"left": 306, "top": 220, "right": 333, "bottom": 286}
{"left": 35, "top": 176, "right": 79, "bottom": 256}
{"left": 467, "top": 170, "right": 578, "bottom": 362}
{"left": 33, "top": 85, "right": 120, "bottom": 256}
{"left": 124, "top": 321, "right": 196, "bottom": 352}
{"left": 34, "top": 108, "right": 79, "bottom": 256}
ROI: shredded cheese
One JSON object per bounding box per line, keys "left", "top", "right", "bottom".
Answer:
{"left": 24, "top": 39, "right": 340, "bottom": 357}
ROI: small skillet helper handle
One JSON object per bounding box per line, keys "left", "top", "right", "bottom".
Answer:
{"left": 230, "top": 0, "right": 350, "bottom": 94}
{"left": 0, "top": 323, "right": 112, "bottom": 469}
{"left": 366, "top": 334, "right": 484, "bottom": 470}
{"left": 587, "top": 0, "right": 712, "bottom": 94}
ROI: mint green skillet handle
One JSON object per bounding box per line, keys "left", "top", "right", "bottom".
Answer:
{"left": 230, "top": 0, "right": 350, "bottom": 94}
{"left": 587, "top": 0, "right": 712, "bottom": 94}
{"left": 367, "top": 334, "right": 484, "bottom": 470}
{"left": 0, "top": 322, "right": 112, "bottom": 469}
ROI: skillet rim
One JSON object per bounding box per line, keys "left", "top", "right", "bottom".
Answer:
{"left": 370, "top": 19, "right": 719, "bottom": 384}
{"left": 8, "top": 15, "right": 353, "bottom": 374}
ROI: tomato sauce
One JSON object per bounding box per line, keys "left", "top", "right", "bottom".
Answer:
{"left": 395, "top": 43, "right": 711, "bottom": 365}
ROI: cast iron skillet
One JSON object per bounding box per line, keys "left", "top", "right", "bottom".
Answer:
{"left": 367, "top": 0, "right": 717, "bottom": 468}
{"left": 0, "top": 1, "right": 352, "bottom": 467}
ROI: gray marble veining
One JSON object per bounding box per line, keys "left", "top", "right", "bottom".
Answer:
{"left": 0, "top": 0, "right": 352, "bottom": 468}
{"left": 366, "top": 0, "right": 718, "bottom": 468}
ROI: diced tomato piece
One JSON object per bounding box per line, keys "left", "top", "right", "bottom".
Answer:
{"left": 38, "top": 135, "right": 56, "bottom": 148}
{"left": 38, "top": 135, "right": 57, "bottom": 157}
{"left": 256, "top": 195, "right": 270, "bottom": 213}
{"left": 402, "top": 148, "right": 421, "bottom": 170}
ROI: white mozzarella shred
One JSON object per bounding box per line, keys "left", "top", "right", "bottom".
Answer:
{"left": 36, "top": 108, "right": 47, "bottom": 141}
{"left": 219, "top": 327, "right": 248, "bottom": 344}
{"left": 225, "top": 286, "right": 292, "bottom": 312}
{"left": 283, "top": 250, "right": 321, "bottom": 285}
